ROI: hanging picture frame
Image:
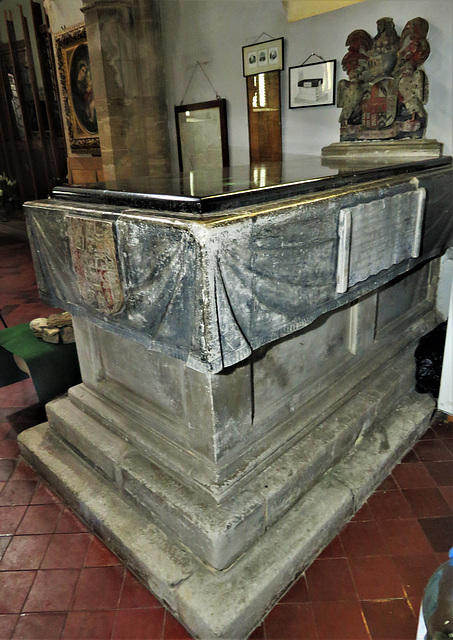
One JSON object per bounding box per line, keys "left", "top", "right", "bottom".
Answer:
{"left": 243, "top": 37, "right": 284, "bottom": 77}
{"left": 289, "top": 59, "right": 336, "bottom": 109}
{"left": 55, "top": 25, "right": 100, "bottom": 151}
{"left": 174, "top": 99, "right": 229, "bottom": 173}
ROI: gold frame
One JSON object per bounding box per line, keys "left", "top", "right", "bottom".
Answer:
{"left": 55, "top": 25, "right": 100, "bottom": 151}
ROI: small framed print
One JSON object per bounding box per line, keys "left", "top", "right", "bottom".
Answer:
{"left": 289, "top": 59, "right": 336, "bottom": 109}
{"left": 243, "top": 37, "right": 284, "bottom": 76}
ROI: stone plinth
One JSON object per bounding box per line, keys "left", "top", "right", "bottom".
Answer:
{"left": 19, "top": 156, "right": 453, "bottom": 638}
{"left": 322, "top": 139, "right": 444, "bottom": 161}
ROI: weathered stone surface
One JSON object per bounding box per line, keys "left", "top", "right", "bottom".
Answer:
{"left": 20, "top": 157, "right": 451, "bottom": 638}
{"left": 19, "top": 386, "right": 434, "bottom": 639}
{"left": 24, "top": 164, "right": 452, "bottom": 374}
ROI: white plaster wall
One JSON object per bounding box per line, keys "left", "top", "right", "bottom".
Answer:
{"left": 161, "top": 0, "right": 453, "bottom": 169}
{"left": 42, "top": 0, "right": 84, "bottom": 35}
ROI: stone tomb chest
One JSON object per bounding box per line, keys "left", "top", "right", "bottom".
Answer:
{"left": 20, "top": 155, "right": 452, "bottom": 639}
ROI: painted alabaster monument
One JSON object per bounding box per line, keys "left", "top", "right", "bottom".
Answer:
{"left": 323, "top": 17, "right": 443, "bottom": 159}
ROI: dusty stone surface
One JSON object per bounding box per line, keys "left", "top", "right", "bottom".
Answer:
{"left": 19, "top": 388, "right": 434, "bottom": 639}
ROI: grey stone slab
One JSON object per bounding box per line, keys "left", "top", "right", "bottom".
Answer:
{"left": 19, "top": 383, "right": 433, "bottom": 639}
{"left": 25, "top": 164, "right": 452, "bottom": 374}
{"left": 331, "top": 391, "right": 435, "bottom": 508}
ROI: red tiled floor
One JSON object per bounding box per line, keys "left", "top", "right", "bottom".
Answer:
{"left": 0, "top": 570, "right": 36, "bottom": 613}
{"left": 55, "top": 506, "right": 91, "bottom": 534}
{"left": 0, "top": 505, "right": 27, "bottom": 534}
{"left": 1, "top": 230, "right": 452, "bottom": 639}
{"left": 412, "top": 439, "right": 453, "bottom": 462}
{"left": 40, "top": 533, "right": 92, "bottom": 569}
{"left": 349, "top": 555, "right": 405, "bottom": 600}
{"left": 440, "top": 485, "right": 453, "bottom": 509}
{"left": 279, "top": 575, "right": 310, "bottom": 603}
{"left": 305, "top": 557, "right": 357, "bottom": 601}
{"left": 402, "top": 487, "right": 452, "bottom": 518}
{"left": 162, "top": 611, "right": 194, "bottom": 639}
{"left": 0, "top": 534, "right": 51, "bottom": 570}
{"left": 61, "top": 610, "right": 117, "bottom": 640}
{"left": 340, "top": 520, "right": 388, "bottom": 557}
{"left": 424, "top": 460, "right": 453, "bottom": 485}
{"left": 84, "top": 534, "right": 123, "bottom": 567}
{"left": 23, "top": 569, "right": 79, "bottom": 612}
{"left": 16, "top": 503, "right": 64, "bottom": 535}
{"left": 392, "top": 461, "right": 436, "bottom": 489}
{"left": 366, "top": 489, "right": 414, "bottom": 520}
{"left": 312, "top": 600, "right": 370, "bottom": 639}
{"left": 0, "top": 614, "right": 18, "bottom": 639}
{"left": 118, "top": 571, "right": 162, "bottom": 609}
{"left": 11, "top": 612, "right": 67, "bottom": 639}
{"left": 392, "top": 554, "right": 441, "bottom": 597}
{"left": 361, "top": 600, "right": 417, "bottom": 639}
{"left": 264, "top": 603, "right": 317, "bottom": 639}
{"left": 377, "top": 518, "right": 433, "bottom": 556}
{"left": 418, "top": 516, "right": 453, "bottom": 552}
{"left": 72, "top": 566, "right": 125, "bottom": 610}
{"left": 112, "top": 607, "right": 165, "bottom": 640}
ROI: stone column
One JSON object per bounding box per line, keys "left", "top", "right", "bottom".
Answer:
{"left": 81, "top": 0, "right": 171, "bottom": 181}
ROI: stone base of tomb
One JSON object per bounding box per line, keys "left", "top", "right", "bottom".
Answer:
{"left": 19, "top": 383, "right": 434, "bottom": 640}
{"left": 19, "top": 257, "right": 440, "bottom": 639}
{"left": 321, "top": 138, "right": 443, "bottom": 162}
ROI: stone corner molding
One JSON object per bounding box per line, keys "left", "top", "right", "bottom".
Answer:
{"left": 81, "top": 0, "right": 136, "bottom": 13}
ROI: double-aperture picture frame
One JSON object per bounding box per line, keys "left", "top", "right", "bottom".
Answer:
{"left": 55, "top": 25, "right": 100, "bottom": 151}
{"left": 289, "top": 59, "right": 336, "bottom": 109}
{"left": 242, "top": 37, "right": 284, "bottom": 77}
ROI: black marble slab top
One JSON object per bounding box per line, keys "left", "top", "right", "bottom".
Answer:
{"left": 52, "top": 155, "right": 452, "bottom": 214}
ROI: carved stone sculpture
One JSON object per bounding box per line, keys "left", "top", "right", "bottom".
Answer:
{"left": 337, "top": 17, "right": 430, "bottom": 142}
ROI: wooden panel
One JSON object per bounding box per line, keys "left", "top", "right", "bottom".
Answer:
{"left": 67, "top": 155, "right": 103, "bottom": 184}
{"left": 247, "top": 71, "right": 282, "bottom": 163}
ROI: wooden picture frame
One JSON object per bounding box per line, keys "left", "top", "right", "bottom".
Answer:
{"left": 174, "top": 99, "right": 229, "bottom": 173}
{"left": 55, "top": 25, "right": 99, "bottom": 151}
{"left": 243, "top": 37, "right": 284, "bottom": 77}
{"left": 289, "top": 59, "right": 336, "bottom": 109}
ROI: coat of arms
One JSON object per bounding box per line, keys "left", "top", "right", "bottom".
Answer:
{"left": 337, "top": 17, "right": 430, "bottom": 142}
{"left": 67, "top": 216, "right": 124, "bottom": 315}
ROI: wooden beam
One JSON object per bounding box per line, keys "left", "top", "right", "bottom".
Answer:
{"left": 30, "top": 0, "right": 65, "bottom": 180}
{"left": 4, "top": 9, "right": 39, "bottom": 198}
{"left": 20, "top": 4, "right": 52, "bottom": 189}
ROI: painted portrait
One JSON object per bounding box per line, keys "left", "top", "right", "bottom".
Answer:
{"left": 56, "top": 26, "right": 100, "bottom": 151}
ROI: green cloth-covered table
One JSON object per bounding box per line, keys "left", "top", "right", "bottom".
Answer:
{"left": 0, "top": 323, "right": 81, "bottom": 404}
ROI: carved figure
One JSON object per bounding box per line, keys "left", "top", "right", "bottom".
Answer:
{"left": 337, "top": 16, "right": 431, "bottom": 142}
{"left": 338, "top": 30, "right": 372, "bottom": 126}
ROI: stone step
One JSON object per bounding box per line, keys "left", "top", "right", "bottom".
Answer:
{"left": 42, "top": 336, "right": 419, "bottom": 570}
{"left": 19, "top": 389, "right": 435, "bottom": 639}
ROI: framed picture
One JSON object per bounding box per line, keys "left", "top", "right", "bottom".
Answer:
{"left": 55, "top": 25, "right": 100, "bottom": 151}
{"left": 243, "top": 38, "right": 284, "bottom": 77}
{"left": 289, "top": 59, "right": 336, "bottom": 109}
{"left": 174, "top": 99, "right": 229, "bottom": 173}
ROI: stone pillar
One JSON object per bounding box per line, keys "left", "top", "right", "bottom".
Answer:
{"left": 81, "top": 0, "right": 171, "bottom": 181}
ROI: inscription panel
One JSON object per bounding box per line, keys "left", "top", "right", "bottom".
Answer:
{"left": 336, "top": 186, "right": 426, "bottom": 293}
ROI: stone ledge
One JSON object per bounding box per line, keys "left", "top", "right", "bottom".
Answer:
{"left": 19, "top": 389, "right": 434, "bottom": 639}
{"left": 321, "top": 139, "right": 443, "bottom": 161}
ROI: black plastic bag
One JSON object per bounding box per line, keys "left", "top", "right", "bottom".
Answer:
{"left": 414, "top": 322, "right": 447, "bottom": 399}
